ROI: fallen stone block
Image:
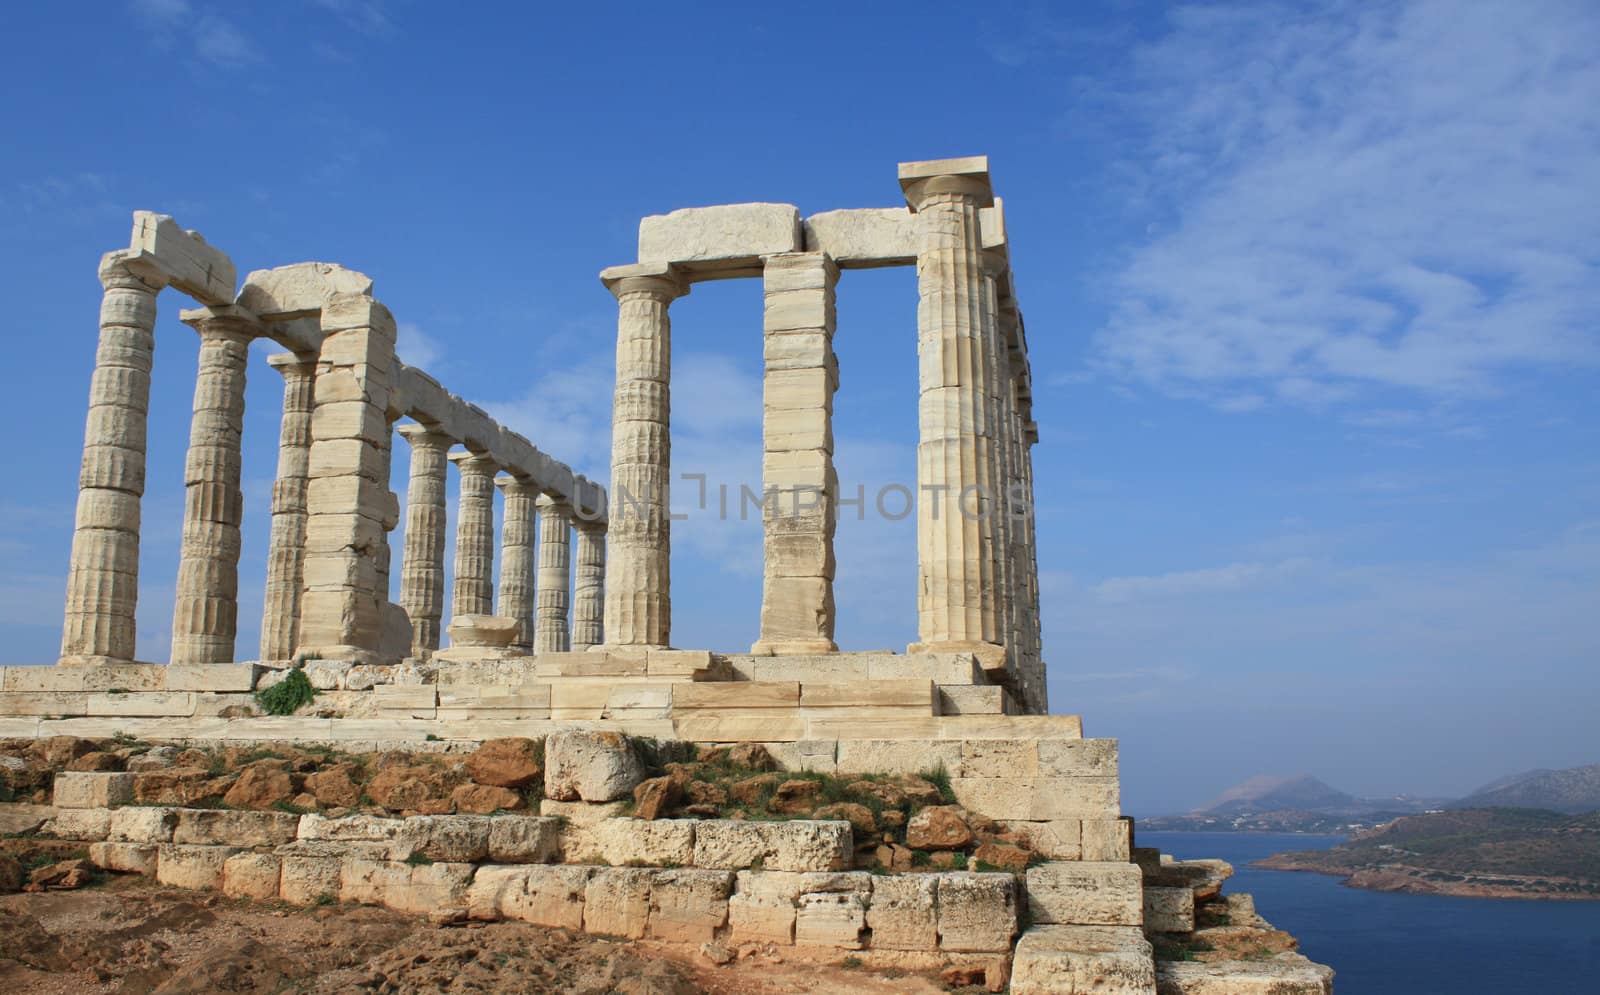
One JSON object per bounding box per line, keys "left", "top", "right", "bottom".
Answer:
{"left": 937, "top": 872, "right": 1018, "bottom": 952}
{"left": 157, "top": 844, "right": 239, "bottom": 891}
{"left": 1012, "top": 924, "right": 1156, "bottom": 995}
{"left": 545, "top": 730, "right": 647, "bottom": 803}
{"left": 53, "top": 771, "right": 134, "bottom": 808}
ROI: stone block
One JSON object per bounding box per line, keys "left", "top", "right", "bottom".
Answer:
{"left": 505, "top": 865, "right": 593, "bottom": 929}
{"left": 802, "top": 208, "right": 917, "bottom": 268}
{"left": 584, "top": 867, "right": 653, "bottom": 939}
{"left": 156, "top": 844, "right": 239, "bottom": 891}
{"left": 487, "top": 815, "right": 560, "bottom": 863}
{"left": 41, "top": 808, "right": 112, "bottom": 840}
{"left": 596, "top": 818, "right": 696, "bottom": 867}
{"left": 238, "top": 262, "right": 373, "bottom": 320}
{"left": 222, "top": 852, "right": 282, "bottom": 899}
{"left": 297, "top": 812, "right": 408, "bottom": 845}
{"left": 836, "top": 739, "right": 962, "bottom": 776}
{"left": 130, "top": 211, "right": 237, "bottom": 304}
{"left": 87, "top": 692, "right": 195, "bottom": 716}
{"left": 1143, "top": 886, "right": 1195, "bottom": 933}
{"left": 1038, "top": 739, "right": 1119, "bottom": 777}
{"left": 339, "top": 857, "right": 411, "bottom": 907}
{"left": 950, "top": 776, "right": 1120, "bottom": 821}
{"left": 648, "top": 868, "right": 733, "bottom": 943}
{"left": 279, "top": 855, "right": 344, "bottom": 905}
{"left": 639, "top": 203, "right": 802, "bottom": 272}
{"left": 545, "top": 729, "right": 647, "bottom": 802}
{"left": 410, "top": 814, "right": 492, "bottom": 862}
{"left": 88, "top": 840, "right": 158, "bottom": 875}
{"left": 1026, "top": 862, "right": 1145, "bottom": 926}
{"left": 399, "top": 862, "right": 476, "bottom": 915}
{"left": 937, "top": 685, "right": 1007, "bottom": 715}
{"left": 163, "top": 664, "right": 258, "bottom": 692}
{"left": 53, "top": 771, "right": 134, "bottom": 808}
{"left": 868, "top": 653, "right": 981, "bottom": 684}
{"left": 1082, "top": 818, "right": 1133, "bottom": 862}
{"left": 1156, "top": 958, "right": 1334, "bottom": 994}
{"left": 109, "top": 806, "right": 179, "bottom": 843}
{"left": 173, "top": 809, "right": 300, "bottom": 847}
{"left": 799, "top": 680, "right": 934, "bottom": 710}
{"left": 728, "top": 870, "right": 797, "bottom": 944}
{"left": 937, "top": 873, "right": 1018, "bottom": 952}
{"left": 1011, "top": 925, "right": 1156, "bottom": 995}
{"left": 999, "top": 820, "right": 1082, "bottom": 860}
{"left": 795, "top": 891, "right": 866, "bottom": 949}
{"left": 693, "top": 819, "right": 851, "bottom": 873}
{"left": 674, "top": 714, "right": 808, "bottom": 743}
{"left": 866, "top": 874, "right": 938, "bottom": 951}
{"left": 3, "top": 666, "right": 88, "bottom": 692}
{"left": 672, "top": 681, "right": 800, "bottom": 710}
{"left": 465, "top": 864, "right": 522, "bottom": 921}
{"left": 959, "top": 739, "right": 1039, "bottom": 777}
{"left": 646, "top": 649, "right": 715, "bottom": 678}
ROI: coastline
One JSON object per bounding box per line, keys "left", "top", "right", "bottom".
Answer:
{"left": 1254, "top": 854, "right": 1600, "bottom": 902}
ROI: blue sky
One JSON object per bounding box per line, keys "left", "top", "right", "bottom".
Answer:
{"left": 2, "top": 1, "right": 1595, "bottom": 814}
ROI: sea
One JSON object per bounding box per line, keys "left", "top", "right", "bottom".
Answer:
{"left": 1141, "top": 831, "right": 1600, "bottom": 995}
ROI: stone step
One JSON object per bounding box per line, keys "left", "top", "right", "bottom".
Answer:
{"left": 1155, "top": 957, "right": 1334, "bottom": 994}
{"left": 1011, "top": 924, "right": 1156, "bottom": 995}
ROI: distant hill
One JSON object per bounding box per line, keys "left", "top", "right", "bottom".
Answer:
{"left": 1140, "top": 772, "right": 1446, "bottom": 833}
{"left": 1453, "top": 764, "right": 1600, "bottom": 815}
{"left": 1196, "top": 774, "right": 1357, "bottom": 815}
{"left": 1258, "top": 808, "right": 1600, "bottom": 900}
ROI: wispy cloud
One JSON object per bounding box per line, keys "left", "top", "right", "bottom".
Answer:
{"left": 1094, "top": 557, "right": 1312, "bottom": 602}
{"left": 130, "top": 0, "right": 260, "bottom": 68}
{"left": 193, "top": 15, "right": 261, "bottom": 67}
{"left": 1089, "top": 1, "right": 1600, "bottom": 414}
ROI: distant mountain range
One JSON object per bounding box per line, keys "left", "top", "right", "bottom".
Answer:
{"left": 1141, "top": 763, "right": 1600, "bottom": 833}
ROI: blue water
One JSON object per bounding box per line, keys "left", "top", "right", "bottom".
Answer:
{"left": 1141, "top": 831, "right": 1600, "bottom": 995}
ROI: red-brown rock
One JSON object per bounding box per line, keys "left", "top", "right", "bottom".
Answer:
{"left": 815, "top": 802, "right": 877, "bottom": 834}
{"left": 223, "top": 762, "right": 298, "bottom": 811}
{"left": 905, "top": 805, "right": 973, "bottom": 850}
{"left": 27, "top": 858, "right": 94, "bottom": 891}
{"left": 769, "top": 779, "right": 822, "bottom": 814}
{"left": 366, "top": 764, "right": 455, "bottom": 811}
{"left": 632, "top": 776, "right": 680, "bottom": 821}
{"left": 66, "top": 751, "right": 125, "bottom": 772}
{"left": 973, "top": 841, "right": 1031, "bottom": 871}
{"left": 726, "top": 743, "right": 775, "bottom": 771}
{"left": 304, "top": 765, "right": 362, "bottom": 808}
{"left": 450, "top": 783, "right": 524, "bottom": 814}
{"left": 729, "top": 773, "right": 779, "bottom": 806}
{"left": 464, "top": 738, "right": 543, "bottom": 789}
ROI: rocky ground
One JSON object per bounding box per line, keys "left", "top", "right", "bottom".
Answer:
{"left": 0, "top": 874, "right": 958, "bottom": 995}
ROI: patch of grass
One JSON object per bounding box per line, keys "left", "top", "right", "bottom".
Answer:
{"left": 841, "top": 956, "right": 863, "bottom": 970}
{"left": 950, "top": 852, "right": 969, "bottom": 870}
{"left": 314, "top": 892, "right": 336, "bottom": 906}
{"left": 256, "top": 669, "right": 316, "bottom": 717}
{"left": 272, "top": 799, "right": 313, "bottom": 816}
{"left": 974, "top": 858, "right": 1002, "bottom": 873}
{"left": 911, "top": 849, "right": 932, "bottom": 868}
{"left": 404, "top": 852, "right": 434, "bottom": 866}
{"left": 918, "top": 762, "right": 955, "bottom": 804}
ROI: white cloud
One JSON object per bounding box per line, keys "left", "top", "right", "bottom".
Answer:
{"left": 1091, "top": 1, "right": 1600, "bottom": 412}
{"left": 396, "top": 322, "right": 444, "bottom": 371}
{"left": 1094, "top": 557, "right": 1312, "bottom": 602}
{"left": 193, "top": 15, "right": 261, "bottom": 67}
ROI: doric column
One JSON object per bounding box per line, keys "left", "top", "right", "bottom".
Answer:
{"left": 496, "top": 476, "right": 540, "bottom": 649}
{"left": 449, "top": 451, "right": 498, "bottom": 619}
{"left": 259, "top": 353, "right": 317, "bottom": 662}
{"left": 535, "top": 495, "right": 574, "bottom": 653}
{"left": 170, "top": 307, "right": 255, "bottom": 665}
{"left": 572, "top": 522, "right": 606, "bottom": 650}
{"left": 60, "top": 252, "right": 167, "bottom": 665}
{"left": 297, "top": 294, "right": 397, "bottom": 662}
{"left": 599, "top": 263, "right": 687, "bottom": 647}
{"left": 900, "top": 156, "right": 1004, "bottom": 661}
{"left": 753, "top": 251, "right": 839, "bottom": 655}
{"left": 397, "top": 425, "right": 452, "bottom": 656}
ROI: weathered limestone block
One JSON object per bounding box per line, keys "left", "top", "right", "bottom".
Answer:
{"left": 297, "top": 812, "right": 408, "bottom": 845}
{"left": 1011, "top": 925, "right": 1157, "bottom": 995}
{"left": 836, "top": 738, "right": 962, "bottom": 776}
{"left": 639, "top": 203, "right": 803, "bottom": 272}
{"left": 409, "top": 814, "right": 492, "bottom": 862}
{"left": 692, "top": 820, "right": 851, "bottom": 873}
{"left": 1143, "top": 886, "right": 1195, "bottom": 933}
{"left": 129, "top": 211, "right": 236, "bottom": 303}
{"left": 499, "top": 865, "right": 594, "bottom": 929}
{"left": 950, "top": 776, "right": 1119, "bottom": 821}
{"left": 1038, "top": 739, "right": 1120, "bottom": 777}
{"left": 1155, "top": 958, "right": 1334, "bottom": 995}
{"left": 959, "top": 738, "right": 1037, "bottom": 778}
{"left": 1082, "top": 818, "right": 1133, "bottom": 861}
{"left": 544, "top": 730, "right": 646, "bottom": 802}
{"left": 41, "top": 808, "right": 112, "bottom": 840}
{"left": 109, "top": 806, "right": 178, "bottom": 843}
{"left": 222, "top": 852, "right": 282, "bottom": 899}
{"left": 596, "top": 818, "right": 696, "bottom": 867}
{"left": 796, "top": 891, "right": 867, "bottom": 949}
{"left": 487, "top": 815, "right": 561, "bottom": 863}
{"left": 164, "top": 664, "right": 259, "bottom": 692}
{"left": 584, "top": 867, "right": 654, "bottom": 939}
{"left": 88, "top": 841, "right": 158, "bottom": 875}
{"left": 728, "top": 870, "right": 798, "bottom": 944}
{"left": 279, "top": 855, "right": 344, "bottom": 905}
{"left": 398, "top": 862, "right": 476, "bottom": 915}
{"left": 938, "top": 685, "right": 1008, "bottom": 715}
{"left": 1026, "top": 862, "right": 1145, "bottom": 926}
{"left": 998, "top": 820, "right": 1081, "bottom": 860}
{"left": 465, "top": 864, "right": 521, "bottom": 920}
{"left": 237, "top": 262, "right": 371, "bottom": 320}
{"left": 339, "top": 857, "right": 412, "bottom": 907}
{"left": 866, "top": 874, "right": 938, "bottom": 951}
{"left": 173, "top": 809, "right": 300, "bottom": 847}
{"left": 648, "top": 868, "right": 733, "bottom": 943}
{"left": 802, "top": 207, "right": 916, "bottom": 267}
{"left": 53, "top": 771, "right": 134, "bottom": 808}
{"left": 157, "top": 844, "right": 240, "bottom": 891}
{"left": 937, "top": 873, "right": 1018, "bottom": 952}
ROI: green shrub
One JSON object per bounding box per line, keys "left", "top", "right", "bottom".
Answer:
{"left": 256, "top": 669, "right": 316, "bottom": 716}
{"left": 918, "top": 762, "right": 955, "bottom": 804}
{"left": 950, "top": 851, "right": 969, "bottom": 870}
{"left": 404, "top": 852, "right": 434, "bottom": 866}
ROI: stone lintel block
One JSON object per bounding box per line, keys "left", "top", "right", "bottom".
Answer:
{"left": 54, "top": 771, "right": 135, "bottom": 808}
{"left": 1011, "top": 925, "right": 1155, "bottom": 995}
{"left": 1025, "top": 862, "right": 1145, "bottom": 927}
{"left": 129, "top": 211, "right": 236, "bottom": 305}
{"left": 799, "top": 680, "right": 934, "bottom": 710}
{"left": 238, "top": 262, "right": 374, "bottom": 321}
{"left": 802, "top": 208, "right": 916, "bottom": 268}
{"left": 638, "top": 203, "right": 802, "bottom": 272}
{"left": 672, "top": 682, "right": 800, "bottom": 710}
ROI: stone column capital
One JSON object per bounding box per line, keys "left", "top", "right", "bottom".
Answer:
{"left": 600, "top": 262, "right": 690, "bottom": 302}
{"left": 266, "top": 352, "right": 318, "bottom": 379}
{"left": 898, "top": 156, "right": 994, "bottom": 212}
{"left": 99, "top": 250, "right": 168, "bottom": 293}
{"left": 495, "top": 474, "right": 541, "bottom": 497}
{"left": 398, "top": 422, "right": 455, "bottom": 452}
{"left": 535, "top": 493, "right": 574, "bottom": 513}
{"left": 448, "top": 450, "right": 498, "bottom": 475}
{"left": 180, "top": 304, "right": 261, "bottom": 343}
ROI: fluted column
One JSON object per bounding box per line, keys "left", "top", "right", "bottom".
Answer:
{"left": 900, "top": 156, "right": 1004, "bottom": 660}
{"left": 259, "top": 353, "right": 317, "bottom": 661}
{"left": 170, "top": 308, "right": 255, "bottom": 664}
{"left": 572, "top": 522, "right": 606, "bottom": 650}
{"left": 496, "top": 476, "right": 540, "bottom": 649}
{"left": 535, "top": 495, "right": 574, "bottom": 653}
{"left": 599, "top": 263, "right": 687, "bottom": 647}
{"left": 398, "top": 425, "right": 452, "bottom": 655}
{"left": 60, "top": 253, "right": 167, "bottom": 665}
{"left": 449, "top": 451, "right": 498, "bottom": 619}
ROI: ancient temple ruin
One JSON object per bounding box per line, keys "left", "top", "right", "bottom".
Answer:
{"left": 0, "top": 157, "right": 1334, "bottom": 994}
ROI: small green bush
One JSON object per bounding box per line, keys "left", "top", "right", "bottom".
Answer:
{"left": 404, "top": 852, "right": 434, "bottom": 866}
{"left": 950, "top": 852, "right": 969, "bottom": 870}
{"left": 256, "top": 669, "right": 316, "bottom": 716}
